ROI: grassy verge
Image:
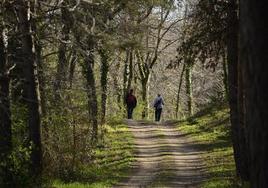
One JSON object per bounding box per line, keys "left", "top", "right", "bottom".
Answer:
{"left": 53, "top": 122, "right": 134, "bottom": 188}
{"left": 177, "top": 105, "right": 242, "bottom": 188}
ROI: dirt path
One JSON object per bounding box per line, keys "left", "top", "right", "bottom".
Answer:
{"left": 114, "top": 120, "right": 206, "bottom": 188}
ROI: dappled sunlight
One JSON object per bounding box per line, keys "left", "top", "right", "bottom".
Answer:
{"left": 113, "top": 120, "right": 207, "bottom": 187}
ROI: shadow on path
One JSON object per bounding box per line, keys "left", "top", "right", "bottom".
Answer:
{"left": 113, "top": 120, "right": 207, "bottom": 188}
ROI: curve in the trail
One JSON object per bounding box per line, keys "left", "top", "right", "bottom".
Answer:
{"left": 113, "top": 120, "right": 207, "bottom": 188}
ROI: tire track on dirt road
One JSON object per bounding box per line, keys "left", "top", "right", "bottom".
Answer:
{"left": 114, "top": 120, "right": 207, "bottom": 188}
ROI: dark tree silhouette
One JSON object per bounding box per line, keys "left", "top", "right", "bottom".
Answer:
{"left": 227, "top": 0, "right": 249, "bottom": 181}
{"left": 16, "top": 0, "right": 42, "bottom": 180}
{"left": 240, "top": 0, "right": 268, "bottom": 187}
{"left": 0, "top": 3, "right": 12, "bottom": 185}
{"left": 99, "top": 48, "right": 109, "bottom": 124}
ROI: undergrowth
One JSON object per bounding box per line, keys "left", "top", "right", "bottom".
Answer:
{"left": 52, "top": 122, "right": 134, "bottom": 188}
{"left": 177, "top": 104, "right": 245, "bottom": 188}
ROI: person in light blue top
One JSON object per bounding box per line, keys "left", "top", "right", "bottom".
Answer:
{"left": 153, "top": 94, "right": 164, "bottom": 122}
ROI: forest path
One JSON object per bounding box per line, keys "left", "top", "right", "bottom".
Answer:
{"left": 113, "top": 120, "right": 206, "bottom": 188}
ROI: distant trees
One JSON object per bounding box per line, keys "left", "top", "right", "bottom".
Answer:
{"left": 116, "top": 1, "right": 178, "bottom": 119}
{"left": 1, "top": 0, "right": 182, "bottom": 186}
{"left": 2, "top": 0, "right": 267, "bottom": 187}
{"left": 176, "top": 0, "right": 227, "bottom": 117}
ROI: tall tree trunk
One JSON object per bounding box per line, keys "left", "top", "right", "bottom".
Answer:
{"left": 237, "top": 57, "right": 250, "bottom": 181}
{"left": 139, "top": 62, "right": 150, "bottom": 119}
{"left": 141, "top": 76, "right": 149, "bottom": 119}
{"left": 69, "top": 51, "right": 77, "bottom": 89}
{"left": 240, "top": 0, "right": 268, "bottom": 187}
{"left": 112, "top": 60, "right": 122, "bottom": 112}
{"left": 84, "top": 39, "right": 98, "bottom": 143}
{"left": 175, "top": 63, "right": 186, "bottom": 119}
{"left": 123, "top": 50, "right": 129, "bottom": 105}
{"left": 136, "top": 50, "right": 150, "bottom": 119}
{"left": 185, "top": 61, "right": 193, "bottom": 116}
{"left": 99, "top": 49, "right": 109, "bottom": 124}
{"left": 0, "top": 8, "right": 13, "bottom": 185}
{"left": 146, "top": 72, "right": 151, "bottom": 119}
{"left": 127, "top": 49, "right": 133, "bottom": 92}
{"left": 222, "top": 50, "right": 229, "bottom": 99}
{"left": 17, "top": 0, "right": 42, "bottom": 180}
{"left": 54, "top": 4, "right": 70, "bottom": 100}
{"left": 36, "top": 42, "right": 49, "bottom": 139}
{"left": 227, "top": 0, "right": 250, "bottom": 181}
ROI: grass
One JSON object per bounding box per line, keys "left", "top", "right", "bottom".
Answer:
{"left": 52, "top": 122, "right": 135, "bottom": 188}
{"left": 177, "top": 104, "right": 244, "bottom": 188}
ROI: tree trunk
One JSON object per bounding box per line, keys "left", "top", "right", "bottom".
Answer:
{"left": 99, "top": 49, "right": 109, "bottom": 124}
{"left": 136, "top": 50, "right": 150, "bottom": 119}
{"left": 127, "top": 49, "right": 133, "bottom": 92}
{"left": 54, "top": 4, "right": 71, "bottom": 100}
{"left": 140, "top": 67, "right": 150, "bottom": 119}
{"left": 237, "top": 57, "right": 250, "bottom": 181}
{"left": 240, "top": 0, "right": 268, "bottom": 187}
{"left": 175, "top": 63, "right": 186, "bottom": 119}
{"left": 17, "top": 0, "right": 42, "bottom": 180}
{"left": 222, "top": 50, "right": 229, "bottom": 99}
{"left": 69, "top": 51, "right": 77, "bottom": 89}
{"left": 71, "top": 111, "right": 77, "bottom": 173}
{"left": 141, "top": 79, "right": 148, "bottom": 119}
{"left": 0, "top": 10, "right": 13, "bottom": 185}
{"left": 227, "top": 0, "right": 250, "bottom": 181}
{"left": 123, "top": 50, "right": 129, "bottom": 105}
{"left": 35, "top": 42, "right": 49, "bottom": 140}
{"left": 84, "top": 39, "right": 98, "bottom": 143}
{"left": 112, "top": 61, "right": 122, "bottom": 112}
{"left": 146, "top": 72, "right": 151, "bottom": 119}
{"left": 185, "top": 61, "right": 193, "bottom": 116}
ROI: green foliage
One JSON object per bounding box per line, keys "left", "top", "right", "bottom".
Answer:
{"left": 52, "top": 122, "right": 134, "bottom": 188}
{"left": 0, "top": 104, "right": 34, "bottom": 187}
{"left": 177, "top": 0, "right": 227, "bottom": 67}
{"left": 42, "top": 89, "right": 91, "bottom": 180}
{"left": 129, "top": 98, "right": 155, "bottom": 120}
{"left": 177, "top": 105, "right": 243, "bottom": 188}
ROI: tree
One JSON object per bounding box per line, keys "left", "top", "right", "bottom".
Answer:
{"left": 0, "top": 1, "right": 13, "bottom": 185}
{"left": 99, "top": 48, "right": 109, "bottom": 124}
{"left": 16, "top": 0, "right": 42, "bottom": 180}
{"left": 175, "top": 63, "right": 185, "bottom": 118}
{"left": 227, "top": 0, "right": 249, "bottom": 181}
{"left": 54, "top": 0, "right": 74, "bottom": 101}
{"left": 135, "top": 5, "right": 178, "bottom": 118}
{"left": 185, "top": 59, "right": 193, "bottom": 116}
{"left": 176, "top": 0, "right": 250, "bottom": 180}
{"left": 240, "top": 0, "right": 268, "bottom": 187}
{"left": 83, "top": 36, "right": 98, "bottom": 143}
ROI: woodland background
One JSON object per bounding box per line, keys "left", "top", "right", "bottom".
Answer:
{"left": 0, "top": 0, "right": 267, "bottom": 187}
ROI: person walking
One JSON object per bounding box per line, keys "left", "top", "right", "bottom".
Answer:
{"left": 153, "top": 94, "right": 164, "bottom": 122}
{"left": 125, "top": 89, "right": 137, "bottom": 119}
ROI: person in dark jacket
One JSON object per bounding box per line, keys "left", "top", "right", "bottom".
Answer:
{"left": 125, "top": 89, "right": 137, "bottom": 119}
{"left": 153, "top": 94, "right": 164, "bottom": 122}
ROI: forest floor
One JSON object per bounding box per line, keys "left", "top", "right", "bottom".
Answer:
{"left": 53, "top": 105, "right": 238, "bottom": 188}
{"left": 113, "top": 120, "right": 207, "bottom": 188}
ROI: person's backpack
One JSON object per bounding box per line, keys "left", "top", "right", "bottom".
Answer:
{"left": 154, "top": 98, "right": 161, "bottom": 108}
